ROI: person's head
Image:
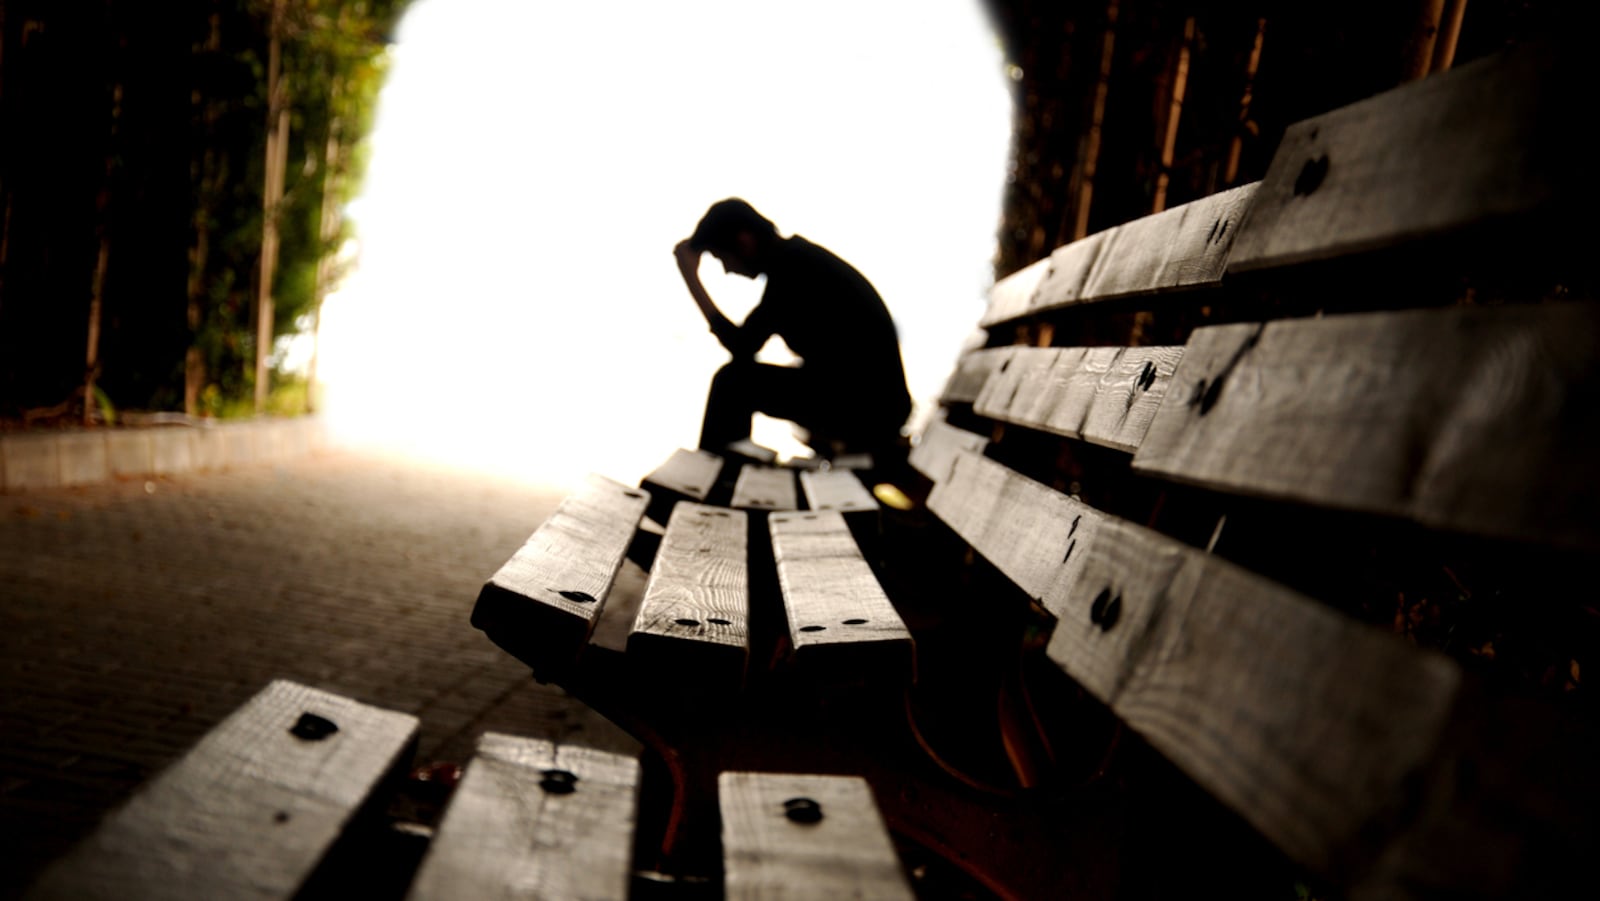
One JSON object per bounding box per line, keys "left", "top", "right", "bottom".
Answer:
{"left": 688, "top": 198, "right": 778, "bottom": 277}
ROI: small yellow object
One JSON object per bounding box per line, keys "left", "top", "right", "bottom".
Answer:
{"left": 872, "top": 482, "right": 914, "bottom": 511}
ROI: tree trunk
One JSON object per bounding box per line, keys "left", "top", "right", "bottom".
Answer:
{"left": 1430, "top": 0, "right": 1468, "bottom": 74}
{"left": 1224, "top": 18, "right": 1267, "bottom": 187}
{"left": 1070, "top": 0, "right": 1118, "bottom": 243}
{"left": 186, "top": 11, "right": 224, "bottom": 417}
{"left": 1151, "top": 16, "right": 1195, "bottom": 215}
{"left": 84, "top": 237, "right": 108, "bottom": 425}
{"left": 1400, "top": 0, "right": 1448, "bottom": 81}
{"left": 308, "top": 87, "right": 343, "bottom": 416}
{"left": 85, "top": 82, "right": 122, "bottom": 426}
{"left": 255, "top": 0, "right": 287, "bottom": 415}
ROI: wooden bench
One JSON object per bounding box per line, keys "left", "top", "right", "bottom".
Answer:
{"left": 467, "top": 36, "right": 1598, "bottom": 901}
{"left": 32, "top": 35, "right": 1598, "bottom": 901}
{"left": 25, "top": 679, "right": 918, "bottom": 900}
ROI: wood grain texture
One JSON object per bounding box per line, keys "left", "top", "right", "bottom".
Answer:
{"left": 406, "top": 732, "right": 640, "bottom": 901}
{"left": 731, "top": 465, "right": 799, "bottom": 512}
{"left": 1133, "top": 302, "right": 1600, "bottom": 550}
{"left": 982, "top": 256, "right": 1051, "bottom": 329}
{"left": 641, "top": 448, "right": 726, "bottom": 523}
{"left": 26, "top": 680, "right": 419, "bottom": 901}
{"left": 973, "top": 345, "right": 1185, "bottom": 452}
{"left": 642, "top": 448, "right": 723, "bottom": 501}
{"left": 797, "top": 469, "right": 878, "bottom": 514}
{"left": 983, "top": 182, "right": 1257, "bottom": 327}
{"left": 939, "top": 348, "right": 1010, "bottom": 405}
{"left": 627, "top": 502, "right": 750, "bottom": 680}
{"left": 908, "top": 412, "right": 989, "bottom": 484}
{"left": 926, "top": 449, "right": 1104, "bottom": 612}
{"left": 769, "top": 512, "right": 913, "bottom": 683}
{"left": 718, "top": 772, "right": 914, "bottom": 901}
{"left": 1228, "top": 40, "right": 1579, "bottom": 272}
{"left": 470, "top": 474, "right": 650, "bottom": 668}
{"left": 925, "top": 451, "right": 1468, "bottom": 880}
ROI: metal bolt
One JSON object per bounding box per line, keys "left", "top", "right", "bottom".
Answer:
{"left": 784, "top": 797, "right": 823, "bottom": 824}
{"left": 289, "top": 712, "right": 338, "bottom": 741}
{"left": 1138, "top": 360, "right": 1157, "bottom": 391}
{"left": 1089, "top": 589, "right": 1112, "bottom": 627}
{"left": 539, "top": 769, "right": 578, "bottom": 795}
{"left": 1294, "top": 154, "right": 1330, "bottom": 197}
{"left": 1100, "top": 595, "right": 1122, "bottom": 632}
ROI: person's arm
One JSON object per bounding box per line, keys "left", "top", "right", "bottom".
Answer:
{"left": 675, "top": 240, "right": 759, "bottom": 357}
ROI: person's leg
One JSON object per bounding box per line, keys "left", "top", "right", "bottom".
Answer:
{"left": 697, "top": 362, "right": 821, "bottom": 452}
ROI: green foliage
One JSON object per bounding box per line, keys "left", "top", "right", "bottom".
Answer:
{"left": 92, "top": 386, "right": 118, "bottom": 427}
{"left": 189, "top": 0, "right": 414, "bottom": 416}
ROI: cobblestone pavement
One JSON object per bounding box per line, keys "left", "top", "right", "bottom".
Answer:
{"left": 0, "top": 449, "right": 621, "bottom": 895}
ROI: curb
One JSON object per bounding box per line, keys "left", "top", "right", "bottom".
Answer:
{"left": 1, "top": 416, "right": 329, "bottom": 493}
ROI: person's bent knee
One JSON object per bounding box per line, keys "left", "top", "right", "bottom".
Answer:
{"left": 710, "top": 360, "right": 757, "bottom": 388}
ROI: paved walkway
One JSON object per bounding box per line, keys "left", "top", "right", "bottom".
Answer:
{"left": 0, "top": 449, "right": 621, "bottom": 895}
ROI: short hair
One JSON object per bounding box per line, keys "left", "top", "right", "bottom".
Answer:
{"left": 688, "top": 198, "right": 778, "bottom": 254}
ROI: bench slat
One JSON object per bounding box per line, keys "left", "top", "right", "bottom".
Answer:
{"left": 1133, "top": 301, "right": 1600, "bottom": 550}
{"left": 641, "top": 448, "right": 726, "bottom": 522}
{"left": 27, "top": 680, "right": 419, "bottom": 901}
{"left": 406, "top": 733, "right": 640, "bottom": 901}
{"left": 471, "top": 474, "right": 650, "bottom": 670}
{"left": 1229, "top": 41, "right": 1578, "bottom": 272}
{"left": 926, "top": 451, "right": 1468, "bottom": 878}
{"left": 982, "top": 256, "right": 1050, "bottom": 329}
{"left": 718, "top": 772, "right": 914, "bottom": 901}
{"left": 973, "top": 345, "right": 1184, "bottom": 453}
{"left": 627, "top": 501, "right": 750, "bottom": 683}
{"left": 797, "top": 469, "right": 877, "bottom": 514}
{"left": 769, "top": 512, "right": 913, "bottom": 684}
{"left": 938, "top": 347, "right": 1010, "bottom": 405}
{"left": 731, "top": 464, "right": 799, "bottom": 511}
{"left": 908, "top": 413, "right": 989, "bottom": 484}
{"left": 983, "top": 182, "right": 1257, "bottom": 327}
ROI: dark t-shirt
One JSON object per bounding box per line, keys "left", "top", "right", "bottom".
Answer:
{"left": 726, "top": 235, "right": 912, "bottom": 426}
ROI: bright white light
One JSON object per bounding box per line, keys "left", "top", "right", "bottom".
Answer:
{"left": 319, "top": 0, "right": 1012, "bottom": 491}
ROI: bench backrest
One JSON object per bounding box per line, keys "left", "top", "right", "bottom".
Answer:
{"left": 913, "top": 37, "right": 1597, "bottom": 899}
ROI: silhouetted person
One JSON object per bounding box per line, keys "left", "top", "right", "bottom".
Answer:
{"left": 675, "top": 198, "right": 912, "bottom": 464}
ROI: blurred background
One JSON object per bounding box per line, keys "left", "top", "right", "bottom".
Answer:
{"left": 0, "top": 0, "right": 1574, "bottom": 489}
{"left": 315, "top": 0, "right": 1012, "bottom": 486}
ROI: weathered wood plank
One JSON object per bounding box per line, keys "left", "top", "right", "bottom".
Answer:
{"left": 406, "top": 733, "right": 640, "bottom": 901}
{"left": 26, "top": 680, "right": 419, "bottom": 901}
{"left": 718, "top": 772, "right": 915, "bottom": 901}
{"left": 982, "top": 255, "right": 1051, "bottom": 328}
{"left": 908, "top": 412, "right": 989, "bottom": 484}
{"left": 640, "top": 448, "right": 726, "bottom": 523}
{"left": 797, "top": 469, "right": 877, "bottom": 514}
{"left": 731, "top": 464, "right": 798, "bottom": 512}
{"left": 925, "top": 450, "right": 1469, "bottom": 881}
{"left": 982, "top": 182, "right": 1258, "bottom": 327}
{"left": 769, "top": 512, "right": 913, "bottom": 684}
{"left": 1229, "top": 40, "right": 1580, "bottom": 272}
{"left": 973, "top": 345, "right": 1185, "bottom": 453}
{"left": 470, "top": 474, "right": 650, "bottom": 673}
{"left": 726, "top": 438, "right": 779, "bottom": 464}
{"left": 939, "top": 348, "right": 1011, "bottom": 405}
{"left": 627, "top": 502, "right": 750, "bottom": 685}
{"left": 1133, "top": 302, "right": 1600, "bottom": 550}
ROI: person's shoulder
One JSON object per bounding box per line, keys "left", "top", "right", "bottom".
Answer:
{"left": 783, "top": 234, "right": 854, "bottom": 270}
